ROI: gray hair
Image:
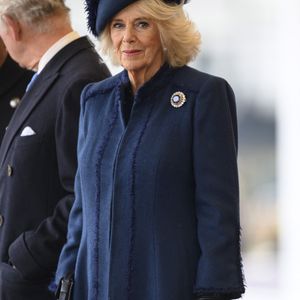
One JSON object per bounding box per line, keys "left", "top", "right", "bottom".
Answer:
{"left": 0, "top": 0, "right": 70, "bottom": 32}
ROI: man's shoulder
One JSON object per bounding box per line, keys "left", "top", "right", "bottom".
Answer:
{"left": 63, "top": 36, "right": 100, "bottom": 64}
{"left": 46, "top": 37, "right": 110, "bottom": 87}
{"left": 44, "top": 36, "right": 108, "bottom": 78}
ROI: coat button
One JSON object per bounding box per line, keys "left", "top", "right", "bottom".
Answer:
{"left": 10, "top": 97, "right": 21, "bottom": 108}
{"left": 7, "top": 165, "right": 13, "bottom": 177}
{"left": 0, "top": 215, "right": 4, "bottom": 227}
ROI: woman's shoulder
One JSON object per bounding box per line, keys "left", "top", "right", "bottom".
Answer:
{"left": 172, "top": 65, "right": 232, "bottom": 93}
{"left": 81, "top": 71, "right": 124, "bottom": 101}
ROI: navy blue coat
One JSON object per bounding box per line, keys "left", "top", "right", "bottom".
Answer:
{"left": 56, "top": 64, "right": 245, "bottom": 300}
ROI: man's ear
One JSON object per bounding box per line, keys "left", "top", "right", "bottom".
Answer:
{"left": 1, "top": 15, "right": 22, "bottom": 41}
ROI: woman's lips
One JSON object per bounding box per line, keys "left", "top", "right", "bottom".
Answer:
{"left": 122, "top": 49, "right": 142, "bottom": 56}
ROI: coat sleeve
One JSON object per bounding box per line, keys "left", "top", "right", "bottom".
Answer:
{"left": 7, "top": 77, "right": 90, "bottom": 281}
{"left": 54, "top": 171, "right": 83, "bottom": 283}
{"left": 54, "top": 87, "right": 89, "bottom": 284}
{"left": 192, "top": 77, "right": 245, "bottom": 297}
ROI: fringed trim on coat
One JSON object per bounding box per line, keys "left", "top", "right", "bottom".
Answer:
{"left": 193, "top": 211, "right": 246, "bottom": 298}
{"left": 194, "top": 286, "right": 245, "bottom": 299}
{"left": 93, "top": 96, "right": 120, "bottom": 298}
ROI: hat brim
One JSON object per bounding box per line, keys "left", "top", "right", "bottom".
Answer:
{"left": 85, "top": 0, "right": 190, "bottom": 36}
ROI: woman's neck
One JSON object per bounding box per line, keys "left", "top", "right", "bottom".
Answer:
{"left": 127, "top": 62, "right": 164, "bottom": 94}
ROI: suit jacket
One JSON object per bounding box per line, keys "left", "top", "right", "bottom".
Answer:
{"left": 0, "top": 55, "right": 34, "bottom": 142}
{"left": 56, "top": 64, "right": 245, "bottom": 300}
{"left": 0, "top": 36, "right": 111, "bottom": 285}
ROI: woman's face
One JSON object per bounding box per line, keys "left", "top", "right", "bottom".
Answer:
{"left": 110, "top": 3, "right": 164, "bottom": 76}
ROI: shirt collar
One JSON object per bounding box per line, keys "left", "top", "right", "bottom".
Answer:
{"left": 37, "top": 31, "right": 80, "bottom": 74}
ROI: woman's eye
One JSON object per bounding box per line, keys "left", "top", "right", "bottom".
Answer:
{"left": 112, "top": 22, "right": 124, "bottom": 29}
{"left": 136, "top": 21, "right": 149, "bottom": 29}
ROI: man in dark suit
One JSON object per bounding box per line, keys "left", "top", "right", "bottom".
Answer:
{"left": 0, "top": 0, "right": 110, "bottom": 299}
{"left": 0, "top": 38, "right": 34, "bottom": 142}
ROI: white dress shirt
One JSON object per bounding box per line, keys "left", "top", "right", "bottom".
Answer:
{"left": 37, "top": 31, "right": 80, "bottom": 74}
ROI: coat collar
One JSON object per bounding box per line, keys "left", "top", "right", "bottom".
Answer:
{"left": 0, "top": 36, "right": 94, "bottom": 167}
{"left": 119, "top": 63, "right": 174, "bottom": 102}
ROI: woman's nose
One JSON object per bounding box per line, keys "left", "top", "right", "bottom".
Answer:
{"left": 122, "top": 26, "right": 135, "bottom": 43}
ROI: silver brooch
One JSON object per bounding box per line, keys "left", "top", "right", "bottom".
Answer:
{"left": 170, "top": 91, "right": 186, "bottom": 108}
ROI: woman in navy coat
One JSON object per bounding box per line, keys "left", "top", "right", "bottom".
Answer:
{"left": 55, "top": 0, "right": 245, "bottom": 299}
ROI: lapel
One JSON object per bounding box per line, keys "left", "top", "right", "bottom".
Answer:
{"left": 0, "top": 36, "right": 94, "bottom": 167}
{"left": 0, "top": 73, "right": 58, "bottom": 167}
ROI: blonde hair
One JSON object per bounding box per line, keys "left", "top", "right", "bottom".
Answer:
{"left": 100, "top": 0, "right": 201, "bottom": 67}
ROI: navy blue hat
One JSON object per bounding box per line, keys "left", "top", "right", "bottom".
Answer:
{"left": 85, "top": 0, "right": 189, "bottom": 36}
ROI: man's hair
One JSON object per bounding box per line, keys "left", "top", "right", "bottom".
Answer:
{"left": 100, "top": 0, "right": 201, "bottom": 67}
{"left": 0, "top": 0, "right": 70, "bottom": 32}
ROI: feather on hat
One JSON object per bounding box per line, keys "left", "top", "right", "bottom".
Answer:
{"left": 85, "top": 0, "right": 189, "bottom": 36}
